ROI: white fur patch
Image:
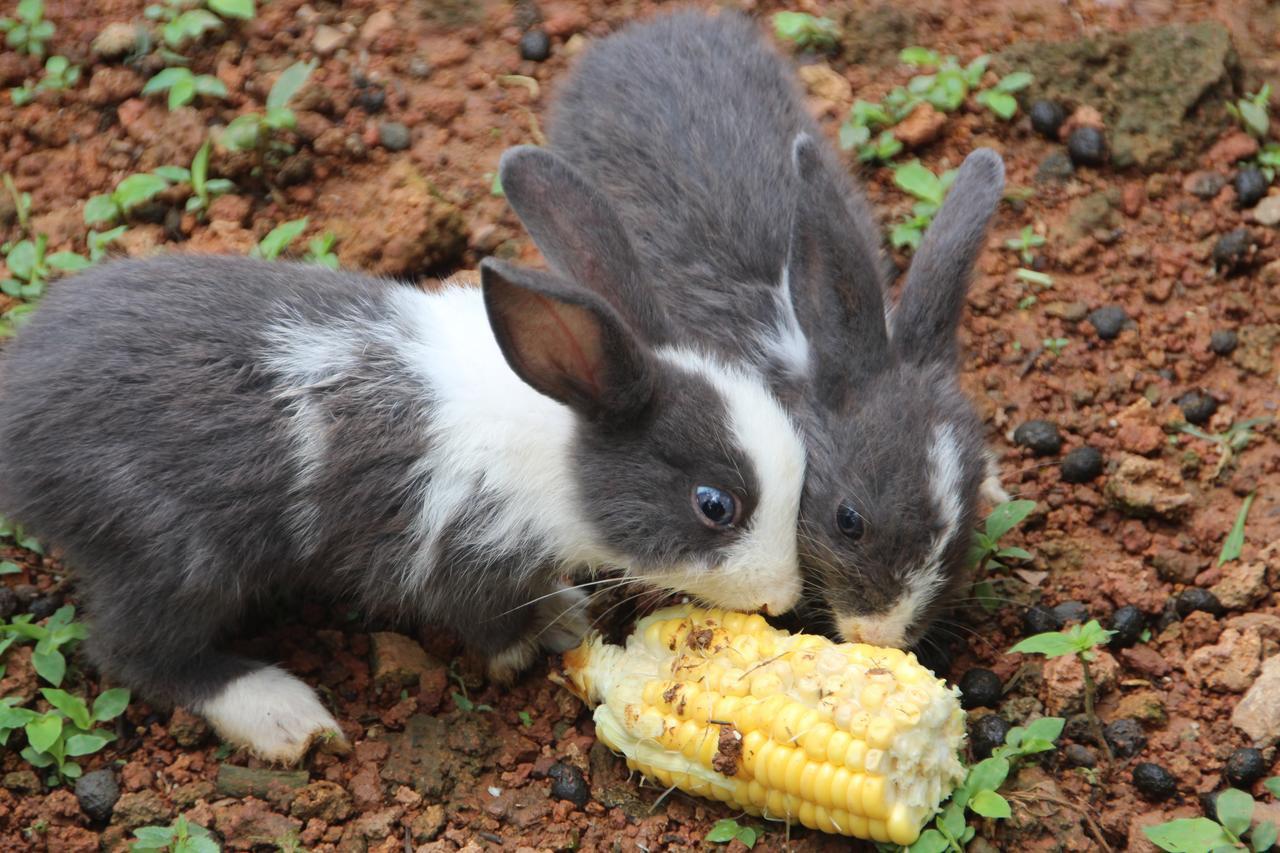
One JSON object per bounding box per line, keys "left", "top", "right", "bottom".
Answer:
{"left": 195, "top": 666, "right": 342, "bottom": 763}
{"left": 759, "top": 265, "right": 810, "bottom": 378}
{"left": 980, "top": 449, "right": 1009, "bottom": 504}
{"left": 654, "top": 347, "right": 806, "bottom": 615}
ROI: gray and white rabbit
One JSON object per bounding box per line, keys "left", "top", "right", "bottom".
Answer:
{"left": 542, "top": 9, "right": 1006, "bottom": 650}
{"left": 0, "top": 145, "right": 808, "bottom": 762}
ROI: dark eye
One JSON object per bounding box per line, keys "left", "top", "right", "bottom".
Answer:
{"left": 692, "top": 485, "right": 739, "bottom": 530}
{"left": 836, "top": 502, "right": 865, "bottom": 540}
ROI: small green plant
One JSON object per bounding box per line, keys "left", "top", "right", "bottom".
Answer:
{"left": 84, "top": 172, "right": 175, "bottom": 227}
{"left": 0, "top": 0, "right": 55, "bottom": 58}
{"left": 1004, "top": 226, "right": 1046, "bottom": 264}
{"left": 974, "top": 71, "right": 1034, "bottom": 120}
{"left": 517, "top": 710, "right": 534, "bottom": 728}
{"left": 1010, "top": 621, "right": 1113, "bottom": 759}
{"left": 1, "top": 233, "right": 89, "bottom": 322}
{"left": 87, "top": 226, "right": 127, "bottom": 262}
{"left": 447, "top": 661, "right": 492, "bottom": 713}
{"left": 1015, "top": 268, "right": 1053, "bottom": 288}
{"left": 838, "top": 100, "right": 903, "bottom": 161}
{"left": 3, "top": 174, "right": 32, "bottom": 233}
{"left": 772, "top": 11, "right": 840, "bottom": 52}
{"left": 897, "top": 49, "right": 992, "bottom": 114}
{"left": 1041, "top": 337, "right": 1069, "bottom": 357}
{"left": 1144, "top": 787, "right": 1276, "bottom": 852}
{"left": 303, "top": 232, "right": 338, "bottom": 270}
{"left": 145, "top": 0, "right": 255, "bottom": 49}
{"left": 7, "top": 686, "right": 129, "bottom": 783}
{"left": 2, "top": 604, "right": 87, "bottom": 686}
{"left": 10, "top": 55, "right": 80, "bottom": 106}
{"left": 706, "top": 817, "right": 759, "bottom": 848}
{"left": 0, "top": 514, "right": 42, "bottom": 553}
{"left": 889, "top": 160, "right": 957, "bottom": 251}
{"left": 1218, "top": 491, "right": 1255, "bottom": 566}
{"left": 1254, "top": 143, "right": 1280, "bottom": 181}
{"left": 1176, "top": 417, "right": 1271, "bottom": 480}
{"left": 142, "top": 66, "right": 227, "bottom": 111}
{"left": 220, "top": 60, "right": 315, "bottom": 154}
{"left": 251, "top": 217, "right": 308, "bottom": 261}
{"left": 130, "top": 814, "right": 220, "bottom": 853}
{"left": 153, "top": 140, "right": 234, "bottom": 216}
{"left": 1226, "top": 85, "right": 1271, "bottom": 140}
{"left": 905, "top": 717, "right": 1065, "bottom": 852}
{"left": 968, "top": 499, "right": 1035, "bottom": 574}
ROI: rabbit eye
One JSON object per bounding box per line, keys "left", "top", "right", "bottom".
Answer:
{"left": 836, "top": 502, "right": 865, "bottom": 540}
{"left": 692, "top": 485, "right": 740, "bottom": 530}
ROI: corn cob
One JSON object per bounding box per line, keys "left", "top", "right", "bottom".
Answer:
{"left": 556, "top": 605, "right": 966, "bottom": 845}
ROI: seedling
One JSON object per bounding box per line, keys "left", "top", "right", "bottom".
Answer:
{"left": 9, "top": 686, "right": 129, "bottom": 783}
{"left": 969, "top": 499, "right": 1035, "bottom": 574}
{"left": 1226, "top": 85, "right": 1271, "bottom": 140}
{"left": 897, "top": 49, "right": 992, "bottom": 114}
{"left": 838, "top": 100, "right": 901, "bottom": 160}
{"left": 87, "top": 226, "right": 127, "bottom": 262}
{"left": 1144, "top": 788, "right": 1276, "bottom": 852}
{"left": 1217, "top": 491, "right": 1255, "bottom": 566}
{"left": 3, "top": 174, "right": 31, "bottom": 233}
{"left": 1254, "top": 143, "right": 1280, "bottom": 182}
{"left": 890, "top": 160, "right": 957, "bottom": 251}
{"left": 448, "top": 661, "right": 492, "bottom": 713}
{"left": 145, "top": 0, "right": 255, "bottom": 49}
{"left": 303, "top": 232, "right": 339, "bottom": 270}
{"left": 517, "top": 710, "right": 534, "bottom": 728}
{"left": 1010, "top": 621, "right": 1113, "bottom": 760}
{"left": 142, "top": 66, "right": 227, "bottom": 110}
{"left": 251, "top": 218, "right": 308, "bottom": 261}
{"left": 10, "top": 55, "right": 80, "bottom": 106}
{"left": 220, "top": 60, "right": 315, "bottom": 154}
{"left": 0, "top": 514, "right": 42, "bottom": 554}
{"left": 2, "top": 604, "right": 88, "bottom": 686}
{"left": 1176, "top": 417, "right": 1271, "bottom": 480}
{"left": 0, "top": 0, "right": 54, "bottom": 57}
{"left": 130, "top": 814, "right": 220, "bottom": 853}
{"left": 1015, "top": 268, "right": 1053, "bottom": 288}
{"left": 772, "top": 11, "right": 840, "bottom": 52}
{"left": 2, "top": 233, "right": 89, "bottom": 300}
{"left": 1004, "top": 226, "right": 1046, "bottom": 264}
{"left": 84, "top": 172, "right": 175, "bottom": 227}
{"left": 905, "top": 717, "right": 1065, "bottom": 852}
{"left": 1041, "top": 337, "right": 1068, "bottom": 357}
{"left": 170, "top": 140, "right": 235, "bottom": 215}
{"left": 975, "top": 71, "right": 1034, "bottom": 120}
{"left": 706, "top": 818, "right": 759, "bottom": 848}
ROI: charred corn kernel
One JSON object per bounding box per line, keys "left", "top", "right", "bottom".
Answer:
{"left": 555, "top": 604, "right": 966, "bottom": 845}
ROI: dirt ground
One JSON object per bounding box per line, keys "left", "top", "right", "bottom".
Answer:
{"left": 0, "top": 0, "right": 1278, "bottom": 850}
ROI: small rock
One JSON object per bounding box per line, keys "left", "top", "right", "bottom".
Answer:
{"left": 1043, "top": 651, "right": 1119, "bottom": 715}
{"left": 111, "top": 790, "right": 173, "bottom": 832}
{"left": 1043, "top": 301, "right": 1089, "bottom": 322}
{"left": 377, "top": 121, "right": 411, "bottom": 151}
{"left": 1233, "top": 655, "right": 1280, "bottom": 746}
{"left": 1103, "top": 719, "right": 1147, "bottom": 758}
{"left": 1107, "top": 605, "right": 1146, "bottom": 648}
{"left": 28, "top": 594, "right": 60, "bottom": 620}
{"left": 1035, "top": 151, "right": 1075, "bottom": 182}
{"left": 168, "top": 707, "right": 208, "bottom": 748}
{"left": 0, "top": 586, "right": 17, "bottom": 619}
{"left": 93, "top": 22, "right": 144, "bottom": 60}
{"left": 1067, "top": 126, "right": 1107, "bottom": 167}
{"left": 1063, "top": 744, "right": 1097, "bottom": 768}
{"left": 312, "top": 25, "right": 348, "bottom": 56}
{"left": 370, "top": 632, "right": 447, "bottom": 701}
{"left": 411, "top": 803, "right": 446, "bottom": 842}
{"left": 969, "top": 714, "right": 1011, "bottom": 761}
{"left": 4, "top": 770, "right": 40, "bottom": 794}
{"left": 1106, "top": 455, "right": 1193, "bottom": 520}
{"left": 354, "top": 86, "right": 386, "bottom": 113}
{"left": 408, "top": 57, "right": 432, "bottom": 79}
{"left": 75, "top": 770, "right": 120, "bottom": 822}
{"left": 1114, "top": 690, "right": 1167, "bottom": 727}
{"left": 894, "top": 102, "right": 947, "bottom": 148}
{"left": 547, "top": 762, "right": 589, "bottom": 808}
{"left": 212, "top": 799, "right": 302, "bottom": 848}
{"left": 1029, "top": 100, "right": 1066, "bottom": 139}
{"left": 1052, "top": 601, "right": 1090, "bottom": 625}
{"left": 1224, "top": 747, "right": 1267, "bottom": 787}
{"left": 519, "top": 29, "right": 551, "bottom": 62}
{"left": 1120, "top": 645, "right": 1171, "bottom": 678}
{"left": 1184, "top": 171, "right": 1226, "bottom": 199}
{"left": 1234, "top": 168, "right": 1268, "bottom": 208}
{"left": 1212, "top": 227, "right": 1255, "bottom": 270}
{"left": 1132, "top": 762, "right": 1177, "bottom": 801}
{"left": 1205, "top": 130, "right": 1260, "bottom": 169}
{"left": 1087, "top": 305, "right": 1129, "bottom": 340}
{"left": 1253, "top": 195, "right": 1280, "bottom": 226}
{"left": 1185, "top": 627, "right": 1262, "bottom": 693}
{"left": 959, "top": 669, "right": 1003, "bottom": 710}
{"left": 291, "top": 781, "right": 354, "bottom": 823}
{"left": 1024, "top": 605, "right": 1063, "bottom": 636}
{"left": 797, "top": 63, "right": 851, "bottom": 103}
{"left": 1175, "top": 588, "right": 1224, "bottom": 617}
{"left": 1061, "top": 447, "right": 1104, "bottom": 484}
{"left": 1013, "top": 419, "right": 1062, "bottom": 456}
{"left": 1209, "top": 560, "right": 1268, "bottom": 610}
{"left": 1176, "top": 390, "right": 1218, "bottom": 425}
{"left": 359, "top": 9, "right": 395, "bottom": 43}
{"left": 1209, "top": 329, "right": 1238, "bottom": 355}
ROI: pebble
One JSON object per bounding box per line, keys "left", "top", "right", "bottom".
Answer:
{"left": 1103, "top": 719, "right": 1148, "bottom": 758}
{"left": 0, "top": 585, "right": 16, "bottom": 619}
{"left": 1254, "top": 195, "right": 1280, "bottom": 226}
{"left": 1209, "top": 329, "right": 1238, "bottom": 355}
{"left": 1176, "top": 390, "right": 1218, "bottom": 425}
{"left": 547, "top": 762, "right": 589, "bottom": 808}
{"left": 1013, "top": 419, "right": 1062, "bottom": 456}
{"left": 377, "top": 121, "right": 411, "bottom": 151}
{"left": 354, "top": 87, "right": 386, "bottom": 113}
{"left": 75, "top": 769, "right": 120, "bottom": 822}
{"left": 1052, "top": 601, "right": 1090, "bottom": 626}
{"left": 1175, "top": 588, "right": 1224, "bottom": 619}
{"left": 1024, "top": 604, "right": 1063, "bottom": 636}
{"left": 1209, "top": 560, "right": 1268, "bottom": 609}
{"left": 1063, "top": 743, "right": 1097, "bottom": 768}
{"left": 92, "top": 22, "right": 143, "bottom": 60}
{"left": 969, "top": 714, "right": 1011, "bottom": 761}
{"left": 1224, "top": 747, "right": 1267, "bottom": 788}
{"left": 312, "top": 25, "right": 348, "bottom": 56}
{"left": 1061, "top": 447, "right": 1104, "bottom": 484}
{"left": 520, "top": 29, "right": 551, "bottom": 62}
{"left": 1067, "top": 126, "right": 1107, "bottom": 167}
{"left": 1185, "top": 171, "right": 1226, "bottom": 199}
{"left": 1232, "top": 655, "right": 1280, "bottom": 747}
{"left": 408, "top": 58, "right": 432, "bottom": 79}
{"left": 1132, "top": 762, "right": 1177, "bottom": 801}
{"left": 28, "top": 594, "right": 61, "bottom": 620}
{"left": 1035, "top": 151, "right": 1075, "bottom": 183}
{"left": 1029, "top": 100, "right": 1066, "bottom": 140}
{"left": 1087, "top": 305, "right": 1128, "bottom": 340}
{"left": 1107, "top": 605, "right": 1146, "bottom": 649}
{"left": 1235, "top": 168, "right": 1268, "bottom": 207}
{"left": 958, "top": 668, "right": 1003, "bottom": 710}
{"left": 1212, "top": 227, "right": 1254, "bottom": 269}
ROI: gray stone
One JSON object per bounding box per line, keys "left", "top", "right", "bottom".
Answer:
{"left": 378, "top": 121, "right": 412, "bottom": 151}
{"left": 1232, "top": 655, "right": 1280, "bottom": 746}
{"left": 75, "top": 769, "right": 120, "bottom": 822}
{"left": 1254, "top": 195, "right": 1280, "bottom": 226}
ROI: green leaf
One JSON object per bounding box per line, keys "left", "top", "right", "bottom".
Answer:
{"left": 190, "top": 139, "right": 209, "bottom": 195}
{"left": 1265, "top": 777, "right": 1280, "bottom": 798}
{"left": 65, "top": 731, "right": 112, "bottom": 756}
{"left": 1022, "top": 716, "right": 1066, "bottom": 743}
{"left": 31, "top": 647, "right": 65, "bottom": 686}
{"left": 0, "top": 560, "right": 20, "bottom": 574}
{"left": 152, "top": 166, "right": 191, "bottom": 184}
{"left": 5, "top": 239, "right": 36, "bottom": 279}
{"left": 839, "top": 121, "right": 870, "bottom": 151}
{"left": 1240, "top": 100, "right": 1270, "bottom": 138}
{"left": 705, "top": 818, "right": 741, "bottom": 843}
{"left": 1253, "top": 821, "right": 1277, "bottom": 853}
{"left": 970, "top": 789, "right": 1012, "bottom": 819}
{"left": 927, "top": 70, "right": 969, "bottom": 111}
{"left": 267, "top": 60, "right": 316, "bottom": 110}
{"left": 252, "top": 217, "right": 308, "bottom": 260}
{"left": 1143, "top": 818, "right": 1234, "bottom": 852}
{"left": 41, "top": 688, "right": 91, "bottom": 729}
{"left": 939, "top": 800, "right": 966, "bottom": 839}
{"left": 46, "top": 251, "right": 90, "bottom": 272}
{"left": 996, "top": 546, "right": 1033, "bottom": 561}
{"left": 21, "top": 745, "right": 54, "bottom": 767}
{"left": 450, "top": 691, "right": 474, "bottom": 712}
{"left": 736, "top": 826, "right": 758, "bottom": 848}
{"left": 221, "top": 113, "right": 261, "bottom": 150}
{"left": 84, "top": 194, "right": 119, "bottom": 226}
{"left": 966, "top": 756, "right": 1010, "bottom": 794}
{"left": 168, "top": 75, "right": 195, "bottom": 110}
{"left": 893, "top": 160, "right": 945, "bottom": 204}
{"left": 900, "top": 46, "right": 940, "bottom": 66}
{"left": 187, "top": 837, "right": 221, "bottom": 853}
{"left": 92, "top": 688, "right": 130, "bottom": 722}
{"left": 204, "top": 179, "right": 235, "bottom": 195}
{"left": 909, "top": 828, "right": 950, "bottom": 853}
{"left": 132, "top": 825, "right": 176, "bottom": 845}
{"left": 977, "top": 90, "right": 1018, "bottom": 120}
{"left": 25, "top": 713, "right": 62, "bottom": 752}
{"left": 209, "top": 0, "right": 255, "bottom": 19}
{"left": 1217, "top": 788, "right": 1255, "bottom": 838}
{"left": 1217, "top": 492, "right": 1255, "bottom": 566}
{"left": 113, "top": 172, "right": 169, "bottom": 211}
{"left": 193, "top": 75, "right": 227, "bottom": 98}
{"left": 262, "top": 105, "right": 295, "bottom": 130}
{"left": 997, "top": 71, "right": 1034, "bottom": 93}
{"left": 142, "top": 66, "right": 191, "bottom": 94}
{"left": 984, "top": 499, "right": 1036, "bottom": 541}
{"left": 1009, "top": 631, "right": 1079, "bottom": 658}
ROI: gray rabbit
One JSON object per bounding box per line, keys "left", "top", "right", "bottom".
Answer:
{"left": 0, "top": 144, "right": 808, "bottom": 761}
{"left": 543, "top": 9, "right": 1006, "bottom": 650}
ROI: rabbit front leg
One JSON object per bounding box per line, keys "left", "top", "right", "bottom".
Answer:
{"left": 485, "top": 585, "right": 592, "bottom": 683}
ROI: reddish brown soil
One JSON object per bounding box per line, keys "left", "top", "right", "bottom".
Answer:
{"left": 0, "top": 1, "right": 1278, "bottom": 851}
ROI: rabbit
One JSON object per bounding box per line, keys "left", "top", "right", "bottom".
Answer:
{"left": 0, "top": 144, "right": 808, "bottom": 763}
{"left": 542, "top": 8, "right": 1007, "bottom": 651}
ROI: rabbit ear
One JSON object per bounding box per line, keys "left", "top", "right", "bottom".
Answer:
{"left": 892, "top": 148, "right": 1004, "bottom": 366}
{"left": 785, "top": 133, "right": 891, "bottom": 408}
{"left": 481, "top": 258, "right": 656, "bottom": 423}
{"left": 498, "top": 145, "right": 665, "bottom": 343}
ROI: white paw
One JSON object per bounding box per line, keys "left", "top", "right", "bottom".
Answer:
{"left": 195, "top": 666, "right": 344, "bottom": 764}
{"left": 980, "top": 475, "right": 1010, "bottom": 505}
{"left": 536, "top": 586, "right": 591, "bottom": 653}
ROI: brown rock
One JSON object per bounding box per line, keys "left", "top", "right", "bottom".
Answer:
{"left": 1210, "top": 560, "right": 1268, "bottom": 609}
{"left": 1185, "top": 628, "right": 1262, "bottom": 693}
{"left": 182, "top": 219, "right": 257, "bottom": 255}
{"left": 206, "top": 193, "right": 252, "bottom": 226}
{"left": 1226, "top": 613, "right": 1280, "bottom": 650}
{"left": 1115, "top": 398, "right": 1164, "bottom": 455}
{"left": 1151, "top": 549, "right": 1203, "bottom": 584}
{"left": 1231, "top": 324, "right": 1279, "bottom": 376}
{"left": 1232, "top": 654, "right": 1280, "bottom": 746}
{"left": 167, "top": 706, "right": 209, "bottom": 747}
{"left": 1114, "top": 689, "right": 1167, "bottom": 727}
{"left": 1120, "top": 645, "right": 1171, "bottom": 677}
{"left": 312, "top": 24, "right": 348, "bottom": 56}
{"left": 1182, "top": 610, "right": 1223, "bottom": 649}
{"left": 291, "top": 781, "right": 354, "bottom": 823}
{"left": 1204, "top": 130, "right": 1259, "bottom": 169}
{"left": 86, "top": 67, "right": 143, "bottom": 106}
{"left": 542, "top": 6, "right": 588, "bottom": 37}
{"left": 894, "top": 102, "right": 948, "bottom": 149}
{"left": 1042, "top": 650, "right": 1119, "bottom": 714}
{"left": 359, "top": 10, "right": 395, "bottom": 44}
{"left": 1120, "top": 182, "right": 1146, "bottom": 217}
{"left": 797, "top": 63, "right": 851, "bottom": 103}
{"left": 212, "top": 798, "right": 302, "bottom": 850}
{"left": 92, "top": 22, "right": 144, "bottom": 60}
{"left": 1106, "top": 455, "right": 1193, "bottom": 520}
{"left": 410, "top": 804, "right": 446, "bottom": 842}
{"left": 111, "top": 790, "right": 173, "bottom": 832}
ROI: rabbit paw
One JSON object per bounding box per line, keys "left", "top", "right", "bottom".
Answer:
{"left": 196, "top": 666, "right": 345, "bottom": 764}
{"left": 488, "top": 586, "right": 591, "bottom": 683}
